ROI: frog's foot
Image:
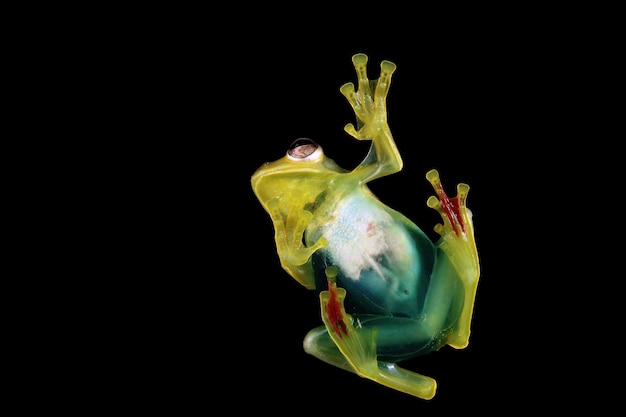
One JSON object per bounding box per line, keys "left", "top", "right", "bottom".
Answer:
{"left": 426, "top": 169, "right": 480, "bottom": 348}
{"left": 319, "top": 266, "right": 379, "bottom": 375}
{"left": 426, "top": 169, "right": 479, "bottom": 282}
{"left": 340, "top": 53, "right": 396, "bottom": 141}
{"left": 318, "top": 266, "right": 438, "bottom": 400}
{"left": 267, "top": 197, "right": 327, "bottom": 288}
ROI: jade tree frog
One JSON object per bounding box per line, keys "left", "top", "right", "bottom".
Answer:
{"left": 250, "top": 53, "right": 480, "bottom": 400}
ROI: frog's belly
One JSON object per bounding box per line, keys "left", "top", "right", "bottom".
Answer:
{"left": 310, "top": 196, "right": 435, "bottom": 318}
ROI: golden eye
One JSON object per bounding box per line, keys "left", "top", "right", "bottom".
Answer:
{"left": 287, "top": 138, "right": 323, "bottom": 161}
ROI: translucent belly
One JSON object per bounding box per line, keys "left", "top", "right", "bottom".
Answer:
{"left": 309, "top": 193, "right": 436, "bottom": 318}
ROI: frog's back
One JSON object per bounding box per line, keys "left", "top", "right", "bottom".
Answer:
{"left": 309, "top": 191, "right": 435, "bottom": 318}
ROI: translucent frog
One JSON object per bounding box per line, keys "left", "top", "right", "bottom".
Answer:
{"left": 250, "top": 53, "right": 480, "bottom": 400}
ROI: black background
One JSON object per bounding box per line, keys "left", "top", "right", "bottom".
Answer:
{"left": 78, "top": 9, "right": 613, "bottom": 413}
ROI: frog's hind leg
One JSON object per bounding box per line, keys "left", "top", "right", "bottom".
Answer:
{"left": 426, "top": 169, "right": 480, "bottom": 349}
{"left": 303, "top": 326, "right": 438, "bottom": 399}
{"left": 303, "top": 266, "right": 437, "bottom": 400}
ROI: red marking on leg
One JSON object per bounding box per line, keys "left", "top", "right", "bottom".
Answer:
{"left": 434, "top": 183, "right": 465, "bottom": 236}
{"left": 327, "top": 283, "right": 348, "bottom": 338}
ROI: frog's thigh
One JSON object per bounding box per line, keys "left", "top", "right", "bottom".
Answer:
{"left": 303, "top": 326, "right": 356, "bottom": 374}
{"left": 421, "top": 249, "right": 464, "bottom": 333}
{"left": 352, "top": 317, "right": 433, "bottom": 357}
{"left": 371, "top": 254, "right": 464, "bottom": 357}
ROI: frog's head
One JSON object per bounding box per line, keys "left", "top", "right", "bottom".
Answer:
{"left": 251, "top": 138, "right": 348, "bottom": 216}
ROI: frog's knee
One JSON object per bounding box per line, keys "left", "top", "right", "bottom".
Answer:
{"left": 303, "top": 326, "right": 327, "bottom": 356}
{"left": 303, "top": 329, "right": 317, "bottom": 355}
{"left": 304, "top": 326, "right": 348, "bottom": 367}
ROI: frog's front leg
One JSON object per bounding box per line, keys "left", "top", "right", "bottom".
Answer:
{"left": 266, "top": 198, "right": 327, "bottom": 290}
{"left": 426, "top": 169, "right": 480, "bottom": 349}
{"left": 304, "top": 266, "right": 438, "bottom": 400}
{"left": 341, "top": 53, "right": 403, "bottom": 183}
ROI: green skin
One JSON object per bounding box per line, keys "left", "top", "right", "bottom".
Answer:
{"left": 251, "top": 54, "right": 480, "bottom": 400}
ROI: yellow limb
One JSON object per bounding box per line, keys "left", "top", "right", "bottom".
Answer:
{"left": 319, "top": 267, "right": 438, "bottom": 400}
{"left": 426, "top": 169, "right": 480, "bottom": 349}
{"left": 267, "top": 198, "right": 327, "bottom": 289}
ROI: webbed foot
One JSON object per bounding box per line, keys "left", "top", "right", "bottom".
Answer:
{"left": 426, "top": 169, "right": 479, "bottom": 282}
{"left": 319, "top": 266, "right": 379, "bottom": 375}
{"left": 267, "top": 197, "right": 327, "bottom": 288}
{"left": 340, "top": 53, "right": 396, "bottom": 141}
{"left": 267, "top": 197, "right": 327, "bottom": 267}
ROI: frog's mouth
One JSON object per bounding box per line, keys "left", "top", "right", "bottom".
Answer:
{"left": 251, "top": 157, "right": 327, "bottom": 190}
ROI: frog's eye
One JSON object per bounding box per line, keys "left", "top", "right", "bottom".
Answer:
{"left": 287, "top": 138, "right": 323, "bottom": 162}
